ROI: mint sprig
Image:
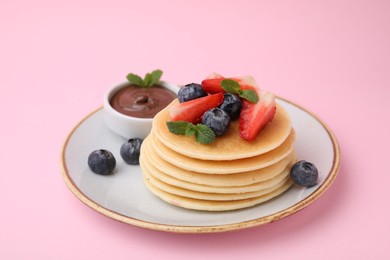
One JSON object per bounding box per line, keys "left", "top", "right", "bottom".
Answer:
{"left": 221, "top": 79, "right": 259, "bottom": 103}
{"left": 126, "top": 69, "right": 163, "bottom": 88}
{"left": 166, "top": 121, "right": 216, "bottom": 144}
{"left": 194, "top": 124, "right": 216, "bottom": 144}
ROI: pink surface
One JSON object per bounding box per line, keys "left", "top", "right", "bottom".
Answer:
{"left": 1, "top": 0, "right": 389, "bottom": 259}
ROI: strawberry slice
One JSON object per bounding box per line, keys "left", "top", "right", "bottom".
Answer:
{"left": 237, "top": 75, "right": 258, "bottom": 91}
{"left": 201, "top": 78, "right": 225, "bottom": 94}
{"left": 168, "top": 93, "right": 224, "bottom": 123}
{"left": 239, "top": 91, "right": 276, "bottom": 141}
{"left": 201, "top": 74, "right": 259, "bottom": 94}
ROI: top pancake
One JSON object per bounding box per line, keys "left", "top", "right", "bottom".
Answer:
{"left": 152, "top": 99, "right": 292, "bottom": 161}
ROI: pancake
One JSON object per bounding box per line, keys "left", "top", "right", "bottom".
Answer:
{"left": 152, "top": 100, "right": 292, "bottom": 160}
{"left": 143, "top": 167, "right": 291, "bottom": 201}
{"left": 143, "top": 177, "right": 293, "bottom": 211}
{"left": 140, "top": 154, "right": 295, "bottom": 194}
{"left": 145, "top": 140, "right": 296, "bottom": 186}
{"left": 148, "top": 128, "right": 295, "bottom": 174}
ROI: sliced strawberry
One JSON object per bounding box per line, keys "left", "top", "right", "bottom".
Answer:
{"left": 237, "top": 75, "right": 258, "bottom": 91}
{"left": 201, "top": 74, "right": 259, "bottom": 94}
{"left": 239, "top": 91, "right": 276, "bottom": 141}
{"left": 201, "top": 78, "right": 225, "bottom": 94}
{"left": 169, "top": 93, "right": 224, "bottom": 123}
{"left": 201, "top": 73, "right": 225, "bottom": 93}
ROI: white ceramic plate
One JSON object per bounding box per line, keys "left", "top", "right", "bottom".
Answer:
{"left": 60, "top": 97, "right": 340, "bottom": 233}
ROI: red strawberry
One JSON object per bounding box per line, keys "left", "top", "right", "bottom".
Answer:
{"left": 168, "top": 93, "right": 224, "bottom": 123}
{"left": 201, "top": 74, "right": 259, "bottom": 94}
{"left": 239, "top": 91, "right": 276, "bottom": 141}
{"left": 201, "top": 78, "right": 225, "bottom": 94}
{"left": 236, "top": 75, "right": 258, "bottom": 91}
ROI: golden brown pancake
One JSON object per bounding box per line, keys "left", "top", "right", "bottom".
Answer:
{"left": 152, "top": 100, "right": 292, "bottom": 160}
{"left": 143, "top": 167, "right": 291, "bottom": 201}
{"left": 143, "top": 177, "right": 293, "bottom": 211}
{"left": 140, "top": 154, "right": 295, "bottom": 194}
{"left": 144, "top": 139, "right": 296, "bottom": 186}
{"left": 139, "top": 98, "right": 297, "bottom": 211}
{"left": 147, "top": 129, "right": 295, "bottom": 174}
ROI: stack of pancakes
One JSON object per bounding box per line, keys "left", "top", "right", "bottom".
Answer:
{"left": 140, "top": 100, "right": 296, "bottom": 211}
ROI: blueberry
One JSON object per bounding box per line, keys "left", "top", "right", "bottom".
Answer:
{"left": 88, "top": 149, "right": 116, "bottom": 175}
{"left": 120, "top": 138, "right": 143, "bottom": 165}
{"left": 202, "top": 108, "right": 231, "bottom": 136}
{"left": 219, "top": 93, "right": 242, "bottom": 120}
{"left": 178, "top": 83, "right": 207, "bottom": 103}
{"left": 290, "top": 160, "right": 319, "bottom": 187}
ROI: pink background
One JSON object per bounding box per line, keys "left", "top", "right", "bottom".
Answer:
{"left": 1, "top": 0, "right": 389, "bottom": 259}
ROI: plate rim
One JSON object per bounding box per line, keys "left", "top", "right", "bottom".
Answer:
{"left": 60, "top": 96, "right": 341, "bottom": 233}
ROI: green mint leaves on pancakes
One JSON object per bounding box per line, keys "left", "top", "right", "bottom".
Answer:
{"left": 166, "top": 121, "right": 216, "bottom": 144}
{"left": 221, "top": 79, "right": 259, "bottom": 103}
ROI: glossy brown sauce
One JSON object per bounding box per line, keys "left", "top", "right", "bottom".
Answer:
{"left": 110, "top": 84, "right": 176, "bottom": 118}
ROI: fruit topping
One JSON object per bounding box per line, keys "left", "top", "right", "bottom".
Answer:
{"left": 202, "top": 108, "right": 231, "bottom": 136}
{"left": 88, "top": 149, "right": 116, "bottom": 175}
{"left": 239, "top": 91, "right": 276, "bottom": 141}
{"left": 220, "top": 79, "right": 259, "bottom": 103}
{"left": 178, "top": 83, "right": 207, "bottom": 103}
{"left": 219, "top": 93, "right": 242, "bottom": 120}
{"left": 201, "top": 74, "right": 258, "bottom": 94}
{"left": 167, "top": 73, "right": 278, "bottom": 143}
{"left": 168, "top": 93, "right": 224, "bottom": 123}
{"left": 166, "top": 121, "right": 216, "bottom": 144}
{"left": 290, "top": 161, "right": 319, "bottom": 187}
{"left": 120, "top": 138, "right": 143, "bottom": 165}
{"left": 201, "top": 78, "right": 226, "bottom": 94}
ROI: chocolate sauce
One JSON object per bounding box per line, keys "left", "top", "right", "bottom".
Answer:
{"left": 110, "top": 84, "right": 176, "bottom": 118}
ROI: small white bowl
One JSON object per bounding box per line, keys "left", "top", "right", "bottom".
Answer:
{"left": 103, "top": 81, "right": 178, "bottom": 139}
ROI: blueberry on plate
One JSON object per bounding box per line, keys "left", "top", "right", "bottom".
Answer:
{"left": 290, "top": 160, "right": 319, "bottom": 187}
{"left": 219, "top": 93, "right": 242, "bottom": 120}
{"left": 120, "top": 138, "right": 143, "bottom": 165}
{"left": 178, "top": 83, "right": 207, "bottom": 103}
{"left": 88, "top": 149, "right": 116, "bottom": 175}
{"left": 202, "top": 108, "right": 231, "bottom": 136}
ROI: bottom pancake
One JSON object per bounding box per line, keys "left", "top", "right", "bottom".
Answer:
{"left": 143, "top": 166, "right": 291, "bottom": 201}
{"left": 143, "top": 177, "right": 293, "bottom": 211}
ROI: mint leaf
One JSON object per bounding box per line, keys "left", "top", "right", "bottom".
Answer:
{"left": 238, "top": 89, "right": 259, "bottom": 103}
{"left": 144, "top": 69, "right": 163, "bottom": 87}
{"left": 127, "top": 69, "right": 164, "bottom": 88}
{"left": 150, "top": 69, "right": 163, "bottom": 85}
{"left": 127, "top": 73, "right": 144, "bottom": 87}
{"left": 221, "top": 79, "right": 241, "bottom": 93}
{"left": 185, "top": 124, "right": 197, "bottom": 136}
{"left": 144, "top": 73, "right": 154, "bottom": 87}
{"left": 195, "top": 124, "right": 216, "bottom": 144}
{"left": 167, "top": 121, "right": 216, "bottom": 144}
{"left": 166, "top": 121, "right": 189, "bottom": 135}
{"left": 220, "top": 78, "right": 259, "bottom": 103}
